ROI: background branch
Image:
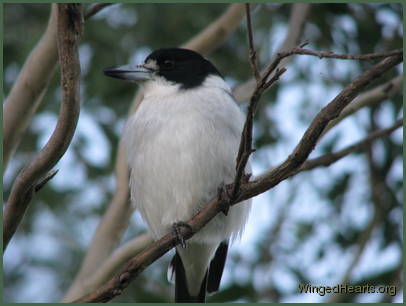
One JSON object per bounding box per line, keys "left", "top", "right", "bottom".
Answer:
{"left": 84, "top": 3, "right": 114, "bottom": 19}
{"left": 299, "top": 119, "right": 402, "bottom": 172}
{"left": 181, "top": 3, "right": 246, "bottom": 55}
{"left": 233, "top": 3, "right": 311, "bottom": 104}
{"left": 63, "top": 234, "right": 152, "bottom": 302}
{"left": 62, "top": 141, "right": 133, "bottom": 301}
{"left": 3, "top": 3, "right": 115, "bottom": 173}
{"left": 256, "top": 119, "right": 402, "bottom": 181}
{"left": 322, "top": 75, "right": 403, "bottom": 136}
{"left": 3, "top": 4, "right": 83, "bottom": 250}
{"left": 3, "top": 4, "right": 58, "bottom": 171}
{"left": 72, "top": 53, "right": 402, "bottom": 303}
{"left": 245, "top": 3, "right": 260, "bottom": 81}
{"left": 328, "top": 111, "right": 396, "bottom": 302}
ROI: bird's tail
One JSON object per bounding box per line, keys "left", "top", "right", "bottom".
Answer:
{"left": 169, "top": 242, "right": 229, "bottom": 303}
{"left": 171, "top": 251, "right": 208, "bottom": 302}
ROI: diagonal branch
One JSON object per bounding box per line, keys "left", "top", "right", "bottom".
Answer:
{"left": 255, "top": 118, "right": 403, "bottom": 181}
{"left": 64, "top": 233, "right": 152, "bottom": 302}
{"left": 72, "top": 53, "right": 402, "bottom": 303}
{"left": 84, "top": 3, "right": 114, "bottom": 19}
{"left": 3, "top": 4, "right": 83, "bottom": 250}
{"left": 182, "top": 3, "right": 247, "bottom": 55}
{"left": 298, "top": 118, "right": 402, "bottom": 172}
{"left": 321, "top": 74, "right": 403, "bottom": 136}
{"left": 244, "top": 54, "right": 402, "bottom": 197}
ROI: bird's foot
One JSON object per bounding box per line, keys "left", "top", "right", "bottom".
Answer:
{"left": 172, "top": 221, "right": 192, "bottom": 248}
{"left": 217, "top": 173, "right": 252, "bottom": 216}
{"left": 217, "top": 182, "right": 233, "bottom": 216}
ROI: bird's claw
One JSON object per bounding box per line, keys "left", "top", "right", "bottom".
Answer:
{"left": 242, "top": 172, "right": 252, "bottom": 183}
{"left": 172, "top": 222, "right": 192, "bottom": 248}
{"left": 217, "top": 173, "right": 252, "bottom": 216}
{"left": 217, "top": 182, "right": 233, "bottom": 216}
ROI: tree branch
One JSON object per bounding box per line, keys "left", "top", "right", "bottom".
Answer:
{"left": 3, "top": 4, "right": 58, "bottom": 171}
{"left": 62, "top": 140, "right": 133, "bottom": 301}
{"left": 231, "top": 67, "right": 286, "bottom": 198}
{"left": 244, "top": 54, "right": 402, "bottom": 198}
{"left": 182, "top": 3, "right": 247, "bottom": 55}
{"left": 63, "top": 233, "right": 153, "bottom": 302}
{"left": 233, "top": 3, "right": 311, "bottom": 104}
{"left": 260, "top": 47, "right": 402, "bottom": 89}
{"left": 328, "top": 113, "right": 394, "bottom": 303}
{"left": 84, "top": 3, "right": 113, "bottom": 20}
{"left": 72, "top": 52, "right": 402, "bottom": 303}
{"left": 245, "top": 4, "right": 260, "bottom": 81}
{"left": 321, "top": 75, "right": 403, "bottom": 136}
{"left": 256, "top": 119, "right": 403, "bottom": 182}
{"left": 3, "top": 4, "right": 83, "bottom": 250}
{"left": 287, "top": 48, "right": 402, "bottom": 60}
{"left": 3, "top": 3, "right": 114, "bottom": 173}
{"left": 299, "top": 119, "right": 402, "bottom": 172}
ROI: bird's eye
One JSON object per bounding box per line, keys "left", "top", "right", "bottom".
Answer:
{"left": 162, "top": 60, "right": 175, "bottom": 69}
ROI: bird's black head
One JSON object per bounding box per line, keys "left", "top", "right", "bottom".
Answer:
{"left": 103, "top": 48, "right": 223, "bottom": 89}
{"left": 145, "top": 48, "right": 222, "bottom": 89}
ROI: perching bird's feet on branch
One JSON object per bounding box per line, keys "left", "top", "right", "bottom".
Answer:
{"left": 217, "top": 172, "right": 252, "bottom": 216}
{"left": 172, "top": 222, "right": 193, "bottom": 248}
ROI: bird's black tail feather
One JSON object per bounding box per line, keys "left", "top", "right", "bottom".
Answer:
{"left": 207, "top": 241, "right": 228, "bottom": 293}
{"left": 170, "top": 241, "right": 229, "bottom": 303}
{"left": 172, "top": 251, "right": 208, "bottom": 303}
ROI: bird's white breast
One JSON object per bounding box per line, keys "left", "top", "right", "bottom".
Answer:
{"left": 124, "top": 75, "right": 251, "bottom": 243}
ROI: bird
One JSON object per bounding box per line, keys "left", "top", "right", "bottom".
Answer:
{"left": 104, "top": 48, "right": 251, "bottom": 302}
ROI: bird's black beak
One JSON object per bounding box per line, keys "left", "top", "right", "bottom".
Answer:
{"left": 103, "top": 64, "right": 154, "bottom": 82}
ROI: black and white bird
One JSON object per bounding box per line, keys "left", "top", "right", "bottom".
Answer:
{"left": 104, "top": 48, "right": 251, "bottom": 302}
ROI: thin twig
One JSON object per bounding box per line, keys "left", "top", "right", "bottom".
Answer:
{"left": 322, "top": 75, "right": 403, "bottom": 136}
{"left": 262, "top": 47, "right": 402, "bottom": 87}
{"left": 299, "top": 119, "right": 402, "bottom": 172}
{"left": 233, "top": 3, "right": 311, "bottom": 105}
{"left": 34, "top": 169, "right": 59, "bottom": 192}
{"left": 84, "top": 3, "right": 113, "bottom": 20}
{"left": 290, "top": 47, "right": 402, "bottom": 60}
{"left": 231, "top": 67, "right": 286, "bottom": 199}
{"left": 3, "top": 4, "right": 83, "bottom": 250}
{"left": 230, "top": 7, "right": 289, "bottom": 200}
{"left": 72, "top": 52, "right": 402, "bottom": 304}
{"left": 245, "top": 3, "right": 260, "bottom": 82}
